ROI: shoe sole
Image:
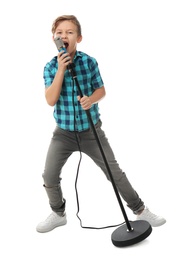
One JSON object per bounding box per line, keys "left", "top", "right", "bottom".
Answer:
{"left": 36, "top": 219, "right": 67, "bottom": 233}
{"left": 151, "top": 219, "right": 166, "bottom": 227}
{"left": 136, "top": 218, "right": 166, "bottom": 227}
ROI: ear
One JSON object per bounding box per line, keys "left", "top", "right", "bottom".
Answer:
{"left": 77, "top": 35, "right": 83, "bottom": 43}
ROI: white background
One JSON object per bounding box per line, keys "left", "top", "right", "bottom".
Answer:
{"left": 0, "top": 0, "right": 188, "bottom": 259}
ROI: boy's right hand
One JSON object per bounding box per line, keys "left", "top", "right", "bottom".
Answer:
{"left": 57, "top": 51, "right": 71, "bottom": 71}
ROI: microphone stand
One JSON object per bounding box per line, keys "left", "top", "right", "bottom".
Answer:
{"left": 68, "top": 63, "right": 152, "bottom": 247}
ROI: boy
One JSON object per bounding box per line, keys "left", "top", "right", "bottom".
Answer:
{"left": 36, "top": 15, "right": 166, "bottom": 233}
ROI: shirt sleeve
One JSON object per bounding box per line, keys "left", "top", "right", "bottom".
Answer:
{"left": 89, "top": 58, "right": 104, "bottom": 89}
{"left": 43, "top": 62, "right": 54, "bottom": 87}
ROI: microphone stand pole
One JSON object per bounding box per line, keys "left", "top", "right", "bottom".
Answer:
{"left": 68, "top": 63, "right": 152, "bottom": 247}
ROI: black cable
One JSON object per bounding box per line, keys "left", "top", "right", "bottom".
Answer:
{"left": 71, "top": 76, "right": 125, "bottom": 230}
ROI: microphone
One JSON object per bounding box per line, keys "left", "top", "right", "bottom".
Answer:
{"left": 54, "top": 37, "right": 73, "bottom": 70}
{"left": 54, "top": 36, "right": 67, "bottom": 53}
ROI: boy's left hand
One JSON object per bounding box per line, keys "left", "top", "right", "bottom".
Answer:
{"left": 77, "top": 96, "right": 92, "bottom": 110}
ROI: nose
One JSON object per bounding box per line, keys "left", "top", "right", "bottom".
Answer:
{"left": 61, "top": 33, "right": 67, "bottom": 39}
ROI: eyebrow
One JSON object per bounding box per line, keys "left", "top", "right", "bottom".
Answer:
{"left": 56, "top": 29, "right": 74, "bottom": 32}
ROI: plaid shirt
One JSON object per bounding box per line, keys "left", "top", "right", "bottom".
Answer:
{"left": 43, "top": 51, "right": 104, "bottom": 131}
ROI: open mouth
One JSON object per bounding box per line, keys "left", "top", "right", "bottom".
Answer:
{"left": 64, "top": 42, "right": 69, "bottom": 49}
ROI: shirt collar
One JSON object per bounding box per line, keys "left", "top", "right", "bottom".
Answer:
{"left": 73, "top": 51, "right": 82, "bottom": 62}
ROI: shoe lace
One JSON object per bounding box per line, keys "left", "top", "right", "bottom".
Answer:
{"left": 45, "top": 212, "right": 57, "bottom": 223}
{"left": 145, "top": 209, "right": 159, "bottom": 220}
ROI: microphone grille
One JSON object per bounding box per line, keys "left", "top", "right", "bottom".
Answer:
{"left": 54, "top": 37, "right": 65, "bottom": 50}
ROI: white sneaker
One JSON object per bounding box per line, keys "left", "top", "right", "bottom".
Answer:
{"left": 36, "top": 212, "right": 67, "bottom": 233}
{"left": 136, "top": 207, "right": 166, "bottom": 227}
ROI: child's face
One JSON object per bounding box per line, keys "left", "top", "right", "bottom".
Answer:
{"left": 53, "top": 20, "right": 82, "bottom": 57}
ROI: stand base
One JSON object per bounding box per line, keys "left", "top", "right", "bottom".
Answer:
{"left": 111, "top": 220, "right": 152, "bottom": 247}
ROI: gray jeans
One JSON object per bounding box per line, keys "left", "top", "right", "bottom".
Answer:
{"left": 42, "top": 120, "right": 144, "bottom": 215}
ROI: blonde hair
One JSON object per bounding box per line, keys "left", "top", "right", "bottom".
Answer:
{"left": 51, "top": 15, "right": 82, "bottom": 36}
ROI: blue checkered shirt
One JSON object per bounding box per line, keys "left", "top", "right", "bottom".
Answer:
{"left": 43, "top": 51, "right": 104, "bottom": 131}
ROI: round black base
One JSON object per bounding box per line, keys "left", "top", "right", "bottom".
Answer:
{"left": 111, "top": 220, "right": 152, "bottom": 247}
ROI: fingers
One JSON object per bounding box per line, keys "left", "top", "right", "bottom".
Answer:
{"left": 77, "top": 96, "right": 92, "bottom": 110}
{"left": 57, "top": 51, "right": 71, "bottom": 68}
